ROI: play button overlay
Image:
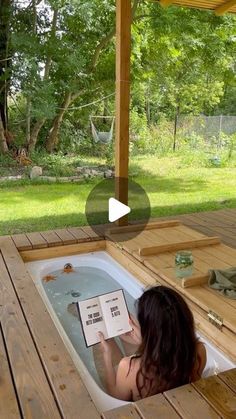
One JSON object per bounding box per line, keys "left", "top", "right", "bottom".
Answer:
{"left": 85, "top": 177, "right": 151, "bottom": 242}
{"left": 109, "top": 198, "right": 131, "bottom": 222}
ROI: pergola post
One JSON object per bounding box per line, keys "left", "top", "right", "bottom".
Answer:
{"left": 115, "top": 0, "right": 131, "bottom": 225}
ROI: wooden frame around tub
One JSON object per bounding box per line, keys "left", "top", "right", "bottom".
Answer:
{"left": 10, "top": 216, "right": 236, "bottom": 366}
{"left": 1, "top": 218, "right": 236, "bottom": 418}
{"left": 20, "top": 240, "right": 106, "bottom": 262}
{"left": 18, "top": 223, "right": 236, "bottom": 364}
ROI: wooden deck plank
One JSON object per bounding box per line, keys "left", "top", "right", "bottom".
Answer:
{"left": 20, "top": 240, "right": 106, "bottom": 262}
{"left": 81, "top": 225, "right": 104, "bottom": 240}
{"left": 136, "top": 240, "right": 235, "bottom": 282}
{"left": 0, "top": 248, "right": 61, "bottom": 419}
{"left": 164, "top": 383, "right": 220, "bottom": 419}
{"left": 195, "top": 220, "right": 236, "bottom": 240}
{"left": 135, "top": 393, "right": 180, "bottom": 419}
{"left": 218, "top": 368, "right": 236, "bottom": 393}
{"left": 11, "top": 233, "right": 32, "bottom": 251}
{"left": 53, "top": 228, "right": 77, "bottom": 245}
{"left": 198, "top": 242, "right": 236, "bottom": 263}
{"left": 40, "top": 230, "right": 63, "bottom": 247}
{"left": 143, "top": 256, "right": 236, "bottom": 334}
{"left": 107, "top": 220, "right": 181, "bottom": 235}
{"left": 67, "top": 227, "right": 91, "bottom": 242}
{"left": 192, "top": 306, "right": 236, "bottom": 363}
{"left": 149, "top": 224, "right": 205, "bottom": 243}
{"left": 180, "top": 213, "right": 236, "bottom": 248}
{"left": 195, "top": 210, "right": 236, "bottom": 226}
{"left": 221, "top": 227, "right": 236, "bottom": 240}
{"left": 102, "top": 404, "right": 141, "bottom": 419}
{"left": 171, "top": 224, "right": 205, "bottom": 239}
{"left": 147, "top": 210, "right": 235, "bottom": 230}
{"left": 26, "top": 232, "right": 48, "bottom": 249}
{"left": 222, "top": 208, "right": 236, "bottom": 220}
{"left": 0, "top": 326, "right": 21, "bottom": 419}
{"left": 186, "top": 225, "right": 236, "bottom": 246}
{"left": 192, "top": 375, "right": 236, "bottom": 418}
{"left": 1, "top": 238, "right": 100, "bottom": 419}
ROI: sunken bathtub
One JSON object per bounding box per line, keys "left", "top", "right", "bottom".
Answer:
{"left": 26, "top": 251, "right": 236, "bottom": 413}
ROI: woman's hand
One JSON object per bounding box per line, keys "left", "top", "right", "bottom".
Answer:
{"left": 120, "top": 313, "right": 142, "bottom": 346}
{"left": 97, "top": 332, "right": 113, "bottom": 356}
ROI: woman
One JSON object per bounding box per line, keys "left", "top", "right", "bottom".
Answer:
{"left": 95, "top": 285, "right": 206, "bottom": 401}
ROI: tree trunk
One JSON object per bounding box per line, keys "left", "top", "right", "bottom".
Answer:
{"left": 0, "top": 0, "right": 11, "bottom": 131}
{"left": 26, "top": 95, "right": 31, "bottom": 146}
{"left": 173, "top": 105, "right": 180, "bottom": 152}
{"left": 0, "top": 114, "right": 8, "bottom": 153}
{"left": 28, "top": 7, "right": 58, "bottom": 152}
{"left": 28, "top": 118, "right": 46, "bottom": 153}
{"left": 45, "top": 92, "right": 72, "bottom": 152}
{"left": 45, "top": 1, "right": 140, "bottom": 153}
{"left": 25, "top": 0, "right": 36, "bottom": 148}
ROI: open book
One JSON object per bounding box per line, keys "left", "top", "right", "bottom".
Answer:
{"left": 77, "top": 289, "right": 132, "bottom": 347}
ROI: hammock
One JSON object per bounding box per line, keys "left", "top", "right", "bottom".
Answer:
{"left": 90, "top": 116, "right": 115, "bottom": 144}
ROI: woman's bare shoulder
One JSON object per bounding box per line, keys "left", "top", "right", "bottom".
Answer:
{"left": 118, "top": 355, "right": 140, "bottom": 378}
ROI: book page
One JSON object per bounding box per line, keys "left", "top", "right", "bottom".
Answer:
{"left": 99, "top": 290, "right": 132, "bottom": 339}
{"left": 78, "top": 296, "right": 108, "bottom": 347}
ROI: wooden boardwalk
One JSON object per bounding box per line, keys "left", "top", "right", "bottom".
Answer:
{"left": 0, "top": 208, "right": 236, "bottom": 418}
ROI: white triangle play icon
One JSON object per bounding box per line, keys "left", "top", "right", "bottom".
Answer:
{"left": 108, "top": 198, "right": 131, "bottom": 222}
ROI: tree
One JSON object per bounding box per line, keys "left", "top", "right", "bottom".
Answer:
{"left": 130, "top": 5, "right": 236, "bottom": 149}
{"left": 0, "top": 0, "right": 12, "bottom": 152}
{"left": 28, "top": 4, "right": 59, "bottom": 152}
{"left": 10, "top": 0, "right": 140, "bottom": 153}
{"left": 44, "top": 0, "right": 138, "bottom": 153}
{"left": 3, "top": 1, "right": 236, "bottom": 155}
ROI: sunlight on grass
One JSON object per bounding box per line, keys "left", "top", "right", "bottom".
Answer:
{"left": 1, "top": 156, "right": 236, "bottom": 235}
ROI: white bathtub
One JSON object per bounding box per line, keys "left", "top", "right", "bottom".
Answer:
{"left": 26, "top": 251, "right": 236, "bottom": 413}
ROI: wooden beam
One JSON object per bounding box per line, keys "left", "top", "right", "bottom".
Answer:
{"left": 106, "top": 220, "right": 181, "bottom": 235}
{"left": 215, "top": 0, "right": 236, "bottom": 15}
{"left": 139, "top": 236, "right": 220, "bottom": 256}
{"left": 115, "top": 0, "right": 131, "bottom": 225}
{"left": 160, "top": 0, "right": 175, "bottom": 8}
{"left": 181, "top": 273, "right": 209, "bottom": 288}
{"left": 20, "top": 240, "right": 106, "bottom": 262}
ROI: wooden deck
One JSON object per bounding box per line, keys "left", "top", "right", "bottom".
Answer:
{"left": 0, "top": 208, "right": 236, "bottom": 418}
{"left": 9, "top": 208, "right": 236, "bottom": 252}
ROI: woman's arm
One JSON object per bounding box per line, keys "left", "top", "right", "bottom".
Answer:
{"left": 192, "top": 342, "right": 207, "bottom": 381}
{"left": 98, "top": 332, "right": 132, "bottom": 400}
{"left": 119, "top": 313, "right": 141, "bottom": 346}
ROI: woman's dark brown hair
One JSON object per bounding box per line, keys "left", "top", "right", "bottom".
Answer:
{"left": 135, "top": 285, "right": 197, "bottom": 398}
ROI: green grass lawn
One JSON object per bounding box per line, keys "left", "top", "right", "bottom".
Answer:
{"left": 1, "top": 155, "right": 236, "bottom": 236}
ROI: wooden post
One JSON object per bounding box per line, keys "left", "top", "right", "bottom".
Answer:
{"left": 215, "top": 0, "right": 236, "bottom": 15}
{"left": 115, "top": 0, "right": 131, "bottom": 225}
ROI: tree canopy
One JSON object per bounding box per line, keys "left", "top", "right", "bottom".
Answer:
{"left": 0, "top": 0, "right": 235, "bottom": 154}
